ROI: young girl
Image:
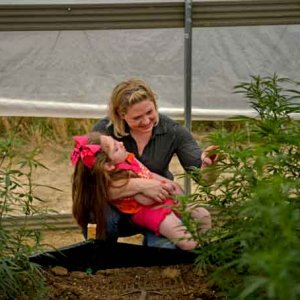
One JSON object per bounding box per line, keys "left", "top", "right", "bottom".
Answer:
{"left": 71, "top": 132, "right": 211, "bottom": 251}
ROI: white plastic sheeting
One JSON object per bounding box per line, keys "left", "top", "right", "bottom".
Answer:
{"left": 0, "top": 25, "right": 299, "bottom": 119}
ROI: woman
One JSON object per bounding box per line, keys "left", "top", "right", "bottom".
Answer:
{"left": 92, "top": 78, "right": 218, "bottom": 247}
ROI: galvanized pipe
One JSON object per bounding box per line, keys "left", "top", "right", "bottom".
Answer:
{"left": 184, "top": 0, "right": 192, "bottom": 194}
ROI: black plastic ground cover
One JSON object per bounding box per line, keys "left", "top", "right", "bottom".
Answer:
{"left": 29, "top": 241, "right": 198, "bottom": 272}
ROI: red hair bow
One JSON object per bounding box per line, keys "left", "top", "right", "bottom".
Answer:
{"left": 70, "top": 135, "right": 101, "bottom": 169}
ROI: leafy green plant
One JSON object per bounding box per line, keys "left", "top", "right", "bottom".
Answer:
{"left": 0, "top": 135, "right": 52, "bottom": 299}
{"left": 184, "top": 74, "right": 300, "bottom": 299}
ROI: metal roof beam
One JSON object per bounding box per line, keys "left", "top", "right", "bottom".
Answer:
{"left": 0, "top": 0, "right": 299, "bottom": 31}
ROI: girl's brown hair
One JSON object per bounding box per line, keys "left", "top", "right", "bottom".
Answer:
{"left": 108, "top": 78, "right": 158, "bottom": 138}
{"left": 71, "top": 132, "right": 136, "bottom": 239}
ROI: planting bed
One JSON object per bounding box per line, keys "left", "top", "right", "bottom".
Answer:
{"left": 37, "top": 233, "right": 222, "bottom": 299}
{"left": 43, "top": 264, "right": 220, "bottom": 300}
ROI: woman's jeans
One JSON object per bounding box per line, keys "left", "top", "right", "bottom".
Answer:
{"left": 84, "top": 205, "right": 176, "bottom": 249}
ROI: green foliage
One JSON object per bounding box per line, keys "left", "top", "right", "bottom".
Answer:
{"left": 185, "top": 74, "right": 300, "bottom": 299}
{"left": 0, "top": 135, "right": 48, "bottom": 299}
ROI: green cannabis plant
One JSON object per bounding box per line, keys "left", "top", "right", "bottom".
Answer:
{"left": 186, "top": 74, "right": 300, "bottom": 300}
{"left": 0, "top": 135, "right": 50, "bottom": 299}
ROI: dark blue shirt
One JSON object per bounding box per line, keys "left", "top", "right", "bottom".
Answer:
{"left": 93, "top": 114, "right": 202, "bottom": 180}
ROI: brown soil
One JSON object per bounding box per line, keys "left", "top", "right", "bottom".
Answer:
{"left": 40, "top": 231, "right": 223, "bottom": 299}
{"left": 28, "top": 145, "right": 221, "bottom": 299}
{"left": 42, "top": 264, "right": 221, "bottom": 300}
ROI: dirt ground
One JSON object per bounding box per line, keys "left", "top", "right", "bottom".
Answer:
{"left": 42, "top": 264, "right": 221, "bottom": 300}
{"left": 29, "top": 145, "right": 221, "bottom": 299}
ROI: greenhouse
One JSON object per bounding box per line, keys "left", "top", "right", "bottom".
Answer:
{"left": 1, "top": 1, "right": 300, "bottom": 299}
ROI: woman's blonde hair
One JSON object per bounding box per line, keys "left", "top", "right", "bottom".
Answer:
{"left": 108, "top": 78, "right": 158, "bottom": 137}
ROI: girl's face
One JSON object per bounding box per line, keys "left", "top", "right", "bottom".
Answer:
{"left": 100, "top": 135, "right": 127, "bottom": 165}
{"left": 122, "top": 99, "right": 158, "bottom": 134}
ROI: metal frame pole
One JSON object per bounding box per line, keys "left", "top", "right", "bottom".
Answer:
{"left": 184, "top": 0, "right": 192, "bottom": 195}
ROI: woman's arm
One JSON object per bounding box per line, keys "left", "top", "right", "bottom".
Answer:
{"left": 174, "top": 124, "right": 202, "bottom": 169}
{"left": 134, "top": 193, "right": 157, "bottom": 206}
{"left": 175, "top": 125, "right": 220, "bottom": 185}
{"left": 108, "top": 177, "right": 173, "bottom": 203}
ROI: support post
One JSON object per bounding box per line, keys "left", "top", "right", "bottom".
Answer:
{"left": 184, "top": 0, "right": 192, "bottom": 195}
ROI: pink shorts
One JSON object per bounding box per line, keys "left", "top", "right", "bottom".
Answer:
{"left": 131, "top": 198, "right": 179, "bottom": 236}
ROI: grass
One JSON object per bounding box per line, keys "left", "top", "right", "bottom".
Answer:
{"left": 0, "top": 117, "right": 245, "bottom": 150}
{"left": 0, "top": 117, "right": 96, "bottom": 148}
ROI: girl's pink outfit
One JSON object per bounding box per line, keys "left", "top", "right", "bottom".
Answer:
{"left": 113, "top": 153, "right": 178, "bottom": 235}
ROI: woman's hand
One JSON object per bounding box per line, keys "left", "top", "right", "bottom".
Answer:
{"left": 201, "top": 145, "right": 220, "bottom": 169}
{"left": 150, "top": 173, "right": 183, "bottom": 195}
{"left": 159, "top": 178, "right": 183, "bottom": 195}
{"left": 138, "top": 179, "right": 173, "bottom": 202}
{"left": 200, "top": 145, "right": 221, "bottom": 185}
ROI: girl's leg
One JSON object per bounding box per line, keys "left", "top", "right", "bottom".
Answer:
{"left": 159, "top": 212, "right": 198, "bottom": 251}
{"left": 186, "top": 205, "right": 212, "bottom": 233}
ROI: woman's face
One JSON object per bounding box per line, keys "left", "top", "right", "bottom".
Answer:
{"left": 122, "top": 99, "right": 158, "bottom": 134}
{"left": 100, "top": 135, "right": 127, "bottom": 164}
